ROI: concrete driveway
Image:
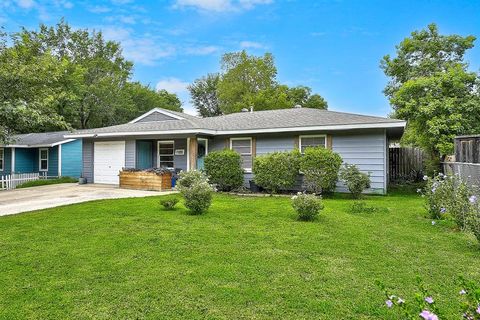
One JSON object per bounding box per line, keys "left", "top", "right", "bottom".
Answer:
{"left": 0, "top": 184, "right": 174, "bottom": 217}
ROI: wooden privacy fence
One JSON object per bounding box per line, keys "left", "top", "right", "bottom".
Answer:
{"left": 0, "top": 173, "right": 44, "bottom": 191}
{"left": 443, "top": 162, "right": 480, "bottom": 188}
{"left": 389, "top": 147, "right": 425, "bottom": 182}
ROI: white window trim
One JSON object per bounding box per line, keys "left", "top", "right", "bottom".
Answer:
{"left": 157, "top": 140, "right": 175, "bottom": 168}
{"left": 230, "top": 137, "right": 253, "bottom": 173}
{"left": 299, "top": 134, "right": 327, "bottom": 154}
{"left": 0, "top": 147, "right": 4, "bottom": 171}
{"left": 39, "top": 148, "right": 49, "bottom": 172}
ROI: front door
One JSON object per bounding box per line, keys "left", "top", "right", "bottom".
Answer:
{"left": 197, "top": 138, "right": 208, "bottom": 170}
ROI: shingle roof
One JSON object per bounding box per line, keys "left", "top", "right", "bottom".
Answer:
{"left": 6, "top": 131, "right": 72, "bottom": 147}
{"left": 65, "top": 107, "right": 405, "bottom": 137}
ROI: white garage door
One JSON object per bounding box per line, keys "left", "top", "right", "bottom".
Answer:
{"left": 94, "top": 141, "right": 125, "bottom": 184}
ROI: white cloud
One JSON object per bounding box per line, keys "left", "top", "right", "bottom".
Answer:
{"left": 239, "top": 40, "right": 265, "bottom": 49}
{"left": 16, "top": 0, "right": 35, "bottom": 9}
{"left": 185, "top": 45, "right": 219, "bottom": 55}
{"left": 156, "top": 78, "right": 190, "bottom": 94}
{"left": 173, "top": 0, "right": 273, "bottom": 12}
{"left": 101, "top": 26, "right": 175, "bottom": 65}
{"left": 88, "top": 5, "right": 112, "bottom": 13}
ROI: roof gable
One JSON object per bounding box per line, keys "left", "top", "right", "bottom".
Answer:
{"left": 129, "top": 108, "right": 185, "bottom": 123}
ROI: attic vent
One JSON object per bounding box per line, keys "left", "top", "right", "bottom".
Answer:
{"left": 294, "top": 104, "right": 302, "bottom": 108}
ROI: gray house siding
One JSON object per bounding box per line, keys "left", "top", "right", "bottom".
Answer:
{"left": 211, "top": 131, "right": 387, "bottom": 194}
{"left": 332, "top": 130, "right": 387, "bottom": 194}
{"left": 82, "top": 139, "right": 94, "bottom": 183}
{"left": 136, "top": 112, "right": 177, "bottom": 122}
{"left": 125, "top": 139, "right": 136, "bottom": 168}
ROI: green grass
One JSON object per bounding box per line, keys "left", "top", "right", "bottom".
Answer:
{"left": 16, "top": 176, "right": 78, "bottom": 188}
{"left": 0, "top": 193, "right": 478, "bottom": 319}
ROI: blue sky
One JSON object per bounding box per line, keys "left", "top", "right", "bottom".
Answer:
{"left": 1, "top": 0, "right": 480, "bottom": 116}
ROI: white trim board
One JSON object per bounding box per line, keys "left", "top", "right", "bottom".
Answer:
{"left": 64, "top": 121, "right": 407, "bottom": 139}
{"left": 4, "top": 139, "right": 77, "bottom": 148}
{"left": 129, "top": 108, "right": 184, "bottom": 123}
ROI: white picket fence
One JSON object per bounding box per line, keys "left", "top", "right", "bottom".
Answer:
{"left": 0, "top": 173, "right": 46, "bottom": 191}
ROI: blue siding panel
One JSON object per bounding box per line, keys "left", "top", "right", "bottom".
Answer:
{"left": 15, "top": 148, "right": 36, "bottom": 173}
{"left": 1, "top": 148, "right": 12, "bottom": 175}
{"left": 47, "top": 146, "right": 59, "bottom": 177}
{"left": 61, "top": 139, "right": 82, "bottom": 178}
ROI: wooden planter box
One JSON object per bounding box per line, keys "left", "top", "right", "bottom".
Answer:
{"left": 119, "top": 171, "right": 172, "bottom": 191}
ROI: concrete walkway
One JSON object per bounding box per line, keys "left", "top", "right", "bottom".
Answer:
{"left": 0, "top": 184, "right": 175, "bottom": 217}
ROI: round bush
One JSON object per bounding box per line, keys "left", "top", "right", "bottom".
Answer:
{"left": 253, "top": 150, "right": 301, "bottom": 194}
{"left": 339, "top": 164, "right": 371, "bottom": 199}
{"left": 291, "top": 192, "right": 324, "bottom": 221}
{"left": 159, "top": 196, "right": 179, "bottom": 210}
{"left": 204, "top": 149, "right": 244, "bottom": 191}
{"left": 177, "top": 170, "right": 214, "bottom": 214}
{"left": 299, "top": 147, "right": 342, "bottom": 194}
{"left": 182, "top": 181, "right": 214, "bottom": 215}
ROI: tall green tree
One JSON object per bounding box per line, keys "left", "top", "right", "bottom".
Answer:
{"left": 14, "top": 19, "right": 134, "bottom": 129}
{"left": 381, "top": 23, "right": 480, "bottom": 161}
{"left": 204, "top": 50, "right": 327, "bottom": 115}
{"left": 188, "top": 73, "right": 222, "bottom": 117}
{"left": 124, "top": 82, "right": 182, "bottom": 119}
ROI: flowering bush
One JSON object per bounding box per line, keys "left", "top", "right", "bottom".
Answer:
{"left": 422, "top": 173, "right": 472, "bottom": 228}
{"left": 339, "top": 164, "right": 371, "bottom": 198}
{"left": 253, "top": 150, "right": 301, "bottom": 194}
{"left": 177, "top": 170, "right": 214, "bottom": 215}
{"left": 468, "top": 195, "right": 480, "bottom": 244}
{"left": 159, "top": 196, "right": 179, "bottom": 210}
{"left": 291, "top": 192, "right": 324, "bottom": 221}
{"left": 300, "top": 147, "right": 342, "bottom": 194}
{"left": 377, "top": 277, "right": 480, "bottom": 320}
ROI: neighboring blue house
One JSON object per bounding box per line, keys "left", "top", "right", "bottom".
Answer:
{"left": 0, "top": 131, "right": 82, "bottom": 178}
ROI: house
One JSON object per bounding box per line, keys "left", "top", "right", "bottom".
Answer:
{"left": 0, "top": 131, "right": 82, "bottom": 178}
{"left": 65, "top": 107, "right": 405, "bottom": 194}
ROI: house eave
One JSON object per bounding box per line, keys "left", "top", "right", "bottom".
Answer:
{"left": 64, "top": 121, "right": 406, "bottom": 139}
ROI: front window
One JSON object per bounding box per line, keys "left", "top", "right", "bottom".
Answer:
{"left": 300, "top": 135, "right": 326, "bottom": 153}
{"left": 39, "top": 148, "right": 49, "bottom": 171}
{"left": 0, "top": 148, "right": 4, "bottom": 171}
{"left": 158, "top": 141, "right": 174, "bottom": 168}
{"left": 231, "top": 138, "right": 252, "bottom": 171}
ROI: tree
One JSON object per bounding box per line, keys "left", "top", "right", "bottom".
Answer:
{"left": 217, "top": 50, "right": 277, "bottom": 114}
{"left": 381, "top": 23, "right": 475, "bottom": 100}
{"left": 381, "top": 23, "right": 480, "bottom": 161}
{"left": 13, "top": 19, "right": 134, "bottom": 129}
{"left": 188, "top": 73, "right": 222, "bottom": 117}
{"left": 124, "top": 82, "right": 182, "bottom": 119}
{"left": 286, "top": 86, "right": 328, "bottom": 109}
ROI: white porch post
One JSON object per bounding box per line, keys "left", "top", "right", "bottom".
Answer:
{"left": 11, "top": 147, "right": 15, "bottom": 173}
{"left": 58, "top": 145, "right": 62, "bottom": 177}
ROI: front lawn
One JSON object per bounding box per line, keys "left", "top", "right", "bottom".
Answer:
{"left": 0, "top": 192, "right": 478, "bottom": 319}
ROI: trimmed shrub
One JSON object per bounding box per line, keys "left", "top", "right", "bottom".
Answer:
{"left": 291, "top": 192, "right": 324, "bottom": 221}
{"left": 253, "top": 150, "right": 301, "bottom": 194}
{"left": 159, "top": 196, "right": 179, "bottom": 210}
{"left": 176, "top": 170, "right": 214, "bottom": 215}
{"left": 204, "top": 149, "right": 244, "bottom": 191}
{"left": 299, "top": 147, "right": 342, "bottom": 194}
{"left": 339, "top": 164, "right": 371, "bottom": 198}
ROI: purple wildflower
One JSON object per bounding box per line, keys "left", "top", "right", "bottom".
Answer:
{"left": 476, "top": 305, "right": 480, "bottom": 314}
{"left": 459, "top": 289, "right": 466, "bottom": 295}
{"left": 419, "top": 310, "right": 439, "bottom": 320}
{"left": 440, "top": 207, "right": 446, "bottom": 214}
{"left": 469, "top": 195, "right": 477, "bottom": 204}
{"left": 385, "top": 300, "right": 393, "bottom": 308}
{"left": 425, "top": 296, "right": 434, "bottom": 304}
